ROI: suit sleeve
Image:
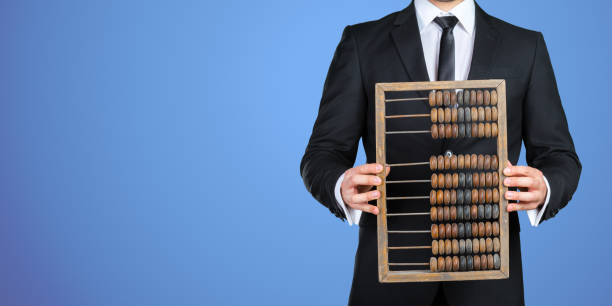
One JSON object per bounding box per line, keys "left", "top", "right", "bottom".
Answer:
{"left": 522, "top": 32, "right": 582, "bottom": 222}
{"left": 300, "top": 26, "right": 367, "bottom": 221}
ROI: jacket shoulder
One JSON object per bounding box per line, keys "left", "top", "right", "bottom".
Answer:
{"left": 344, "top": 9, "right": 401, "bottom": 37}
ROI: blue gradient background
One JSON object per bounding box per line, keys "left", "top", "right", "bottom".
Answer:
{"left": 1, "top": 1, "right": 610, "bottom": 305}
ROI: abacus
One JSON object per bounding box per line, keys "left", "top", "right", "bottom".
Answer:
{"left": 375, "top": 80, "right": 509, "bottom": 282}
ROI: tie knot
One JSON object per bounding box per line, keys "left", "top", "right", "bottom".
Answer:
{"left": 434, "top": 16, "right": 459, "bottom": 31}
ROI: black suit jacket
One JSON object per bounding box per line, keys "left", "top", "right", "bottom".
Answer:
{"left": 300, "top": 3, "right": 581, "bottom": 228}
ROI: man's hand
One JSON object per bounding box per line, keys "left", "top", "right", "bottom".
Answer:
{"left": 503, "top": 161, "right": 547, "bottom": 212}
{"left": 340, "top": 163, "right": 389, "bottom": 215}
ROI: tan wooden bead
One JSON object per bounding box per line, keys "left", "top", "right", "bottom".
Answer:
{"left": 438, "top": 256, "right": 445, "bottom": 271}
{"left": 452, "top": 223, "right": 459, "bottom": 238}
{"left": 484, "top": 122, "right": 492, "bottom": 137}
{"left": 470, "top": 90, "right": 477, "bottom": 105}
{"left": 444, "top": 190, "right": 451, "bottom": 205}
{"left": 445, "top": 173, "right": 452, "bottom": 189}
{"left": 445, "top": 124, "right": 452, "bottom": 139}
{"left": 451, "top": 190, "right": 457, "bottom": 205}
{"left": 452, "top": 173, "right": 459, "bottom": 188}
{"left": 479, "top": 189, "right": 486, "bottom": 204}
{"left": 480, "top": 254, "right": 488, "bottom": 270}
{"left": 458, "top": 154, "right": 465, "bottom": 169}
{"left": 452, "top": 256, "right": 460, "bottom": 271}
{"left": 477, "top": 154, "right": 485, "bottom": 170}
{"left": 445, "top": 256, "right": 453, "bottom": 272}
{"left": 492, "top": 172, "right": 499, "bottom": 186}
{"left": 485, "top": 107, "right": 492, "bottom": 121}
{"left": 471, "top": 218, "right": 478, "bottom": 233}
{"left": 473, "top": 254, "right": 481, "bottom": 270}
{"left": 438, "top": 207, "right": 444, "bottom": 220}
{"left": 480, "top": 173, "right": 487, "bottom": 188}
{"left": 484, "top": 90, "right": 491, "bottom": 105}
{"left": 484, "top": 155, "right": 491, "bottom": 170}
{"left": 451, "top": 107, "right": 458, "bottom": 122}
{"left": 478, "top": 222, "right": 485, "bottom": 237}
{"left": 438, "top": 107, "right": 445, "bottom": 123}
{"left": 493, "top": 237, "right": 500, "bottom": 252}
{"left": 445, "top": 107, "right": 451, "bottom": 123}
{"left": 450, "top": 206, "right": 457, "bottom": 221}
{"left": 431, "top": 108, "right": 438, "bottom": 123}
{"left": 438, "top": 123, "right": 446, "bottom": 138}
{"left": 485, "top": 221, "right": 492, "bottom": 237}
{"left": 437, "top": 190, "right": 444, "bottom": 205}
{"left": 472, "top": 173, "right": 480, "bottom": 188}
{"left": 431, "top": 124, "right": 439, "bottom": 139}
{"left": 429, "top": 91, "right": 436, "bottom": 107}
{"left": 431, "top": 207, "right": 438, "bottom": 222}
{"left": 491, "top": 155, "right": 499, "bottom": 170}
{"left": 491, "top": 90, "right": 498, "bottom": 105}
{"left": 451, "top": 155, "right": 458, "bottom": 170}
{"left": 431, "top": 173, "right": 438, "bottom": 188}
{"left": 493, "top": 221, "right": 500, "bottom": 236}
{"left": 432, "top": 240, "right": 439, "bottom": 255}
{"left": 436, "top": 91, "right": 444, "bottom": 106}
{"left": 471, "top": 154, "right": 478, "bottom": 169}
{"left": 478, "top": 106, "right": 485, "bottom": 121}
{"left": 486, "top": 188, "right": 493, "bottom": 203}
{"left": 472, "top": 238, "right": 480, "bottom": 254}
{"left": 471, "top": 106, "right": 478, "bottom": 121}
{"left": 464, "top": 154, "right": 471, "bottom": 169}
{"left": 485, "top": 172, "right": 492, "bottom": 187}
{"left": 445, "top": 239, "right": 452, "bottom": 255}
{"left": 487, "top": 254, "right": 494, "bottom": 270}
{"left": 472, "top": 189, "right": 479, "bottom": 204}
{"left": 430, "top": 257, "right": 438, "bottom": 272}
{"left": 443, "top": 206, "right": 450, "bottom": 221}
{"left": 451, "top": 91, "right": 457, "bottom": 105}
{"left": 444, "top": 91, "right": 451, "bottom": 106}
{"left": 430, "top": 156, "right": 438, "bottom": 170}
{"left": 492, "top": 122, "right": 498, "bottom": 137}
{"left": 444, "top": 156, "right": 451, "bottom": 170}
{"left": 439, "top": 224, "right": 446, "bottom": 239}
{"left": 430, "top": 190, "right": 437, "bottom": 205}
{"left": 476, "top": 90, "right": 483, "bottom": 105}
{"left": 452, "top": 123, "right": 458, "bottom": 138}
{"left": 432, "top": 224, "right": 439, "bottom": 239}
{"left": 446, "top": 224, "right": 452, "bottom": 237}
{"left": 438, "top": 173, "right": 445, "bottom": 188}
{"left": 493, "top": 189, "right": 499, "bottom": 203}
{"left": 492, "top": 106, "right": 498, "bottom": 121}
{"left": 479, "top": 238, "right": 486, "bottom": 253}
{"left": 486, "top": 237, "right": 493, "bottom": 253}
{"left": 478, "top": 122, "right": 485, "bottom": 137}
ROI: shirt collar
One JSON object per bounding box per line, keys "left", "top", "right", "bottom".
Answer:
{"left": 414, "top": 0, "right": 475, "bottom": 35}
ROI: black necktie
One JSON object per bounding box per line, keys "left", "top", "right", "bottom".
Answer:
{"left": 434, "top": 16, "right": 459, "bottom": 81}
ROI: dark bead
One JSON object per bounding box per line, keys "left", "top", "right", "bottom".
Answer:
{"left": 458, "top": 223, "right": 465, "bottom": 238}
{"left": 458, "top": 173, "right": 465, "bottom": 188}
{"left": 478, "top": 205, "right": 485, "bottom": 219}
{"left": 457, "top": 205, "right": 464, "bottom": 220}
{"left": 465, "top": 122, "right": 471, "bottom": 138}
{"left": 458, "top": 91, "right": 464, "bottom": 105}
{"left": 465, "top": 188, "right": 471, "bottom": 203}
{"left": 485, "top": 204, "right": 492, "bottom": 219}
{"left": 457, "top": 189, "right": 464, "bottom": 205}
{"left": 458, "top": 123, "right": 465, "bottom": 137}
{"left": 459, "top": 239, "right": 466, "bottom": 254}
{"left": 458, "top": 107, "right": 464, "bottom": 121}
{"left": 467, "top": 255, "right": 473, "bottom": 270}
{"left": 465, "top": 239, "right": 472, "bottom": 255}
{"left": 464, "top": 206, "right": 471, "bottom": 221}
{"left": 466, "top": 175, "right": 473, "bottom": 188}
{"left": 465, "top": 222, "right": 472, "bottom": 237}
{"left": 492, "top": 204, "right": 500, "bottom": 219}
{"left": 493, "top": 254, "right": 501, "bottom": 269}
{"left": 460, "top": 256, "right": 466, "bottom": 271}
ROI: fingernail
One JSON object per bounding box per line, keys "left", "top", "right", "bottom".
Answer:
{"left": 506, "top": 191, "right": 514, "bottom": 198}
{"left": 373, "top": 191, "right": 380, "bottom": 198}
{"left": 373, "top": 207, "right": 379, "bottom": 215}
{"left": 503, "top": 178, "right": 510, "bottom": 186}
{"left": 374, "top": 177, "right": 382, "bottom": 184}
{"left": 376, "top": 164, "right": 383, "bottom": 172}
{"left": 503, "top": 168, "right": 511, "bottom": 175}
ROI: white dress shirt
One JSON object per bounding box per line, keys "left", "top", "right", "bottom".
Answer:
{"left": 334, "top": 0, "right": 550, "bottom": 227}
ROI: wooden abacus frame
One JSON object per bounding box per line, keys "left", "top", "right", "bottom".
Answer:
{"left": 375, "top": 80, "right": 509, "bottom": 282}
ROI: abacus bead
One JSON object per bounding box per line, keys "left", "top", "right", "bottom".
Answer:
{"left": 445, "top": 107, "right": 451, "bottom": 123}
{"left": 464, "top": 155, "right": 471, "bottom": 170}
{"left": 471, "top": 106, "right": 478, "bottom": 121}
{"left": 473, "top": 254, "right": 481, "bottom": 270}
{"left": 493, "top": 221, "right": 500, "bottom": 236}
{"left": 429, "top": 91, "right": 436, "bottom": 107}
{"left": 445, "top": 224, "right": 452, "bottom": 237}
{"left": 458, "top": 91, "right": 464, "bottom": 105}
{"left": 492, "top": 204, "right": 500, "bottom": 219}
{"left": 430, "top": 156, "right": 438, "bottom": 170}
{"left": 473, "top": 173, "right": 480, "bottom": 188}
{"left": 439, "top": 123, "right": 446, "bottom": 138}
{"left": 431, "top": 108, "right": 438, "bottom": 123}
{"left": 464, "top": 191, "right": 471, "bottom": 206}
{"left": 493, "top": 172, "right": 499, "bottom": 186}
{"left": 464, "top": 107, "right": 471, "bottom": 122}
{"left": 465, "top": 237, "right": 473, "bottom": 254}
{"left": 437, "top": 155, "right": 444, "bottom": 169}
{"left": 439, "top": 224, "right": 446, "bottom": 239}
{"left": 493, "top": 237, "right": 500, "bottom": 252}
{"left": 451, "top": 155, "right": 458, "bottom": 170}
{"left": 464, "top": 207, "right": 471, "bottom": 222}
{"left": 457, "top": 189, "right": 464, "bottom": 205}
{"left": 478, "top": 106, "right": 485, "bottom": 121}
{"left": 485, "top": 173, "right": 492, "bottom": 187}
{"left": 444, "top": 190, "right": 451, "bottom": 205}
{"left": 472, "top": 238, "right": 480, "bottom": 254}
{"left": 431, "top": 124, "right": 439, "bottom": 139}
{"left": 444, "top": 91, "right": 451, "bottom": 106}
{"left": 470, "top": 90, "right": 477, "bottom": 105}
{"left": 457, "top": 204, "right": 464, "bottom": 220}
{"left": 452, "top": 123, "right": 459, "bottom": 138}
{"left": 486, "top": 237, "right": 493, "bottom": 253}
{"left": 432, "top": 240, "right": 439, "bottom": 255}
{"left": 430, "top": 257, "right": 438, "bottom": 272}
{"left": 445, "top": 240, "right": 452, "bottom": 255}
{"left": 479, "top": 189, "right": 485, "bottom": 204}
{"left": 438, "top": 173, "right": 445, "bottom": 188}
{"left": 485, "top": 204, "right": 492, "bottom": 219}
{"left": 445, "top": 257, "right": 453, "bottom": 272}
{"left": 467, "top": 255, "right": 473, "bottom": 270}
{"left": 445, "top": 173, "right": 452, "bottom": 188}
{"left": 466, "top": 173, "right": 473, "bottom": 188}
{"left": 458, "top": 223, "right": 465, "bottom": 238}
{"left": 452, "top": 173, "right": 459, "bottom": 188}
{"left": 437, "top": 190, "right": 444, "bottom": 204}
{"left": 450, "top": 206, "right": 457, "bottom": 221}
{"left": 491, "top": 155, "right": 499, "bottom": 170}
{"left": 459, "top": 239, "right": 466, "bottom": 254}
{"left": 451, "top": 107, "right": 458, "bottom": 122}
{"left": 476, "top": 90, "right": 483, "bottom": 105}
{"left": 444, "top": 155, "right": 451, "bottom": 170}
{"left": 494, "top": 253, "right": 501, "bottom": 269}
{"left": 472, "top": 189, "right": 478, "bottom": 204}
{"left": 452, "top": 223, "right": 459, "bottom": 238}
{"left": 457, "top": 107, "right": 464, "bottom": 122}
{"left": 431, "top": 173, "right": 438, "bottom": 188}
{"left": 463, "top": 90, "right": 470, "bottom": 106}
{"left": 481, "top": 254, "right": 488, "bottom": 270}
{"left": 460, "top": 256, "right": 466, "bottom": 271}
{"left": 479, "top": 238, "right": 486, "bottom": 253}
{"left": 457, "top": 155, "right": 465, "bottom": 169}
{"left": 471, "top": 154, "right": 478, "bottom": 169}
{"left": 492, "top": 122, "right": 498, "bottom": 137}
{"left": 477, "top": 154, "right": 484, "bottom": 170}
{"left": 471, "top": 221, "right": 478, "bottom": 236}
{"left": 443, "top": 206, "right": 450, "bottom": 221}
{"left": 465, "top": 123, "right": 472, "bottom": 138}
{"left": 431, "top": 207, "right": 438, "bottom": 221}
{"left": 451, "top": 190, "right": 457, "bottom": 205}
{"left": 478, "top": 122, "right": 485, "bottom": 137}
{"left": 451, "top": 91, "right": 457, "bottom": 105}
{"left": 478, "top": 205, "right": 485, "bottom": 220}
{"left": 436, "top": 91, "right": 443, "bottom": 106}
{"left": 438, "top": 108, "right": 445, "bottom": 122}
{"left": 486, "top": 189, "right": 493, "bottom": 203}
{"left": 458, "top": 123, "right": 465, "bottom": 137}
{"left": 431, "top": 224, "right": 439, "bottom": 239}
{"left": 458, "top": 173, "right": 465, "bottom": 188}
{"left": 478, "top": 222, "right": 485, "bottom": 237}
{"left": 492, "top": 106, "right": 498, "bottom": 121}
{"left": 484, "top": 122, "right": 491, "bottom": 137}
{"left": 438, "top": 206, "right": 444, "bottom": 220}
{"left": 484, "top": 90, "right": 490, "bottom": 105}
{"left": 430, "top": 190, "right": 437, "bottom": 205}
{"left": 445, "top": 124, "right": 452, "bottom": 138}
{"left": 480, "top": 173, "right": 486, "bottom": 188}
{"left": 438, "top": 256, "right": 445, "bottom": 271}
{"left": 453, "top": 256, "right": 460, "bottom": 271}
{"left": 491, "top": 90, "right": 498, "bottom": 105}
{"left": 485, "top": 221, "right": 492, "bottom": 236}
{"left": 493, "top": 189, "right": 500, "bottom": 203}
{"left": 452, "top": 239, "right": 459, "bottom": 255}
{"left": 485, "top": 107, "right": 492, "bottom": 121}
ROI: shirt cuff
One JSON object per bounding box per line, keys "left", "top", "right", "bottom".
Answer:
{"left": 334, "top": 173, "right": 362, "bottom": 226}
{"left": 526, "top": 175, "right": 551, "bottom": 227}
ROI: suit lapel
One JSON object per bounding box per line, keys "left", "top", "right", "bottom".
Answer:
{"left": 391, "top": 3, "right": 430, "bottom": 83}
{"left": 467, "top": 4, "right": 500, "bottom": 80}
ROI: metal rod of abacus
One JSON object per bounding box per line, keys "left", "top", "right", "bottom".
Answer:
{"left": 386, "top": 196, "right": 430, "bottom": 201}
{"left": 388, "top": 230, "right": 431, "bottom": 234}
{"left": 388, "top": 262, "right": 430, "bottom": 266}
{"left": 388, "top": 245, "right": 432, "bottom": 250}
{"left": 386, "top": 179, "right": 431, "bottom": 184}
{"left": 386, "top": 130, "right": 431, "bottom": 135}
{"left": 387, "top": 161, "right": 429, "bottom": 167}
{"left": 387, "top": 212, "right": 430, "bottom": 217}
{"left": 385, "top": 97, "right": 429, "bottom": 102}
{"left": 385, "top": 113, "right": 430, "bottom": 119}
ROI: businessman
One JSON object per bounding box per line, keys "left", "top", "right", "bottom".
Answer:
{"left": 300, "top": 0, "right": 581, "bottom": 305}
